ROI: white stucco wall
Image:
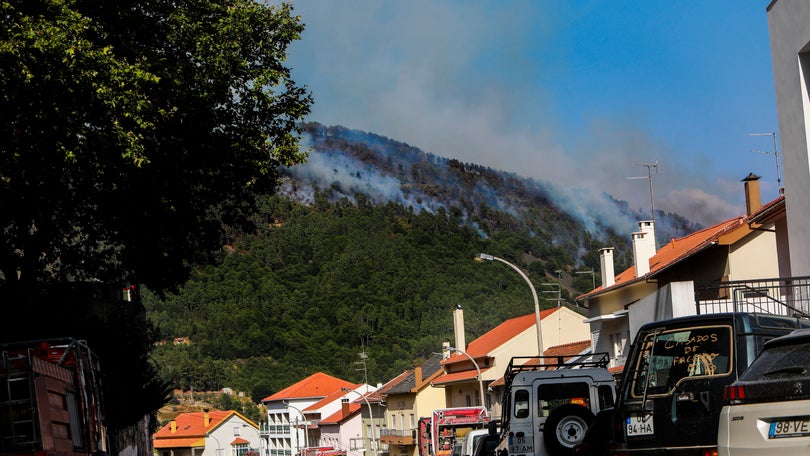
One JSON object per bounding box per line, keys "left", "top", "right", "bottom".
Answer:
{"left": 768, "top": 0, "right": 810, "bottom": 276}
{"left": 728, "top": 225, "right": 779, "bottom": 280}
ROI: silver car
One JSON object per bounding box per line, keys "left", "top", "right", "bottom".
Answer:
{"left": 718, "top": 327, "right": 810, "bottom": 455}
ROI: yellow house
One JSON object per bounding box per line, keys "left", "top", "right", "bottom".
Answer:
{"left": 379, "top": 355, "right": 447, "bottom": 456}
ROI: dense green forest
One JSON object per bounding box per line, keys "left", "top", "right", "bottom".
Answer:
{"left": 144, "top": 123, "right": 701, "bottom": 407}
{"left": 144, "top": 193, "right": 627, "bottom": 404}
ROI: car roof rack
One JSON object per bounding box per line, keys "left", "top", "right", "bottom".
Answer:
{"left": 502, "top": 353, "right": 610, "bottom": 388}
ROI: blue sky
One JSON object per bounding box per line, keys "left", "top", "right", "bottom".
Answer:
{"left": 285, "top": 1, "right": 781, "bottom": 227}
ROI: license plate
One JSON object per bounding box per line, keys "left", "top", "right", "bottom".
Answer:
{"left": 626, "top": 414, "right": 654, "bottom": 436}
{"left": 508, "top": 435, "right": 533, "bottom": 454}
{"left": 769, "top": 419, "right": 810, "bottom": 438}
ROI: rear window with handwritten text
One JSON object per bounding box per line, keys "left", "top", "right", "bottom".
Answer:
{"left": 631, "top": 325, "right": 732, "bottom": 397}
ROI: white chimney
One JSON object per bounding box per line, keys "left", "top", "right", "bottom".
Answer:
{"left": 453, "top": 305, "right": 466, "bottom": 351}
{"left": 599, "top": 247, "right": 615, "bottom": 287}
{"left": 632, "top": 220, "right": 656, "bottom": 277}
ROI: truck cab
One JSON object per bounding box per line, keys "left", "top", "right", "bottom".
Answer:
{"left": 497, "top": 354, "right": 615, "bottom": 456}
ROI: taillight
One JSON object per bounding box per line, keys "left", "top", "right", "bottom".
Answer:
{"left": 702, "top": 448, "right": 718, "bottom": 456}
{"left": 723, "top": 385, "right": 745, "bottom": 404}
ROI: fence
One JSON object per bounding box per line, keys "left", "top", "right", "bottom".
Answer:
{"left": 695, "top": 276, "right": 810, "bottom": 317}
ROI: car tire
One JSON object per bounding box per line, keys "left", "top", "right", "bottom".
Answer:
{"left": 543, "top": 404, "right": 595, "bottom": 456}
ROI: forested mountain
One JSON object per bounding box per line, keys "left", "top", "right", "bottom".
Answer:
{"left": 144, "top": 123, "right": 699, "bottom": 404}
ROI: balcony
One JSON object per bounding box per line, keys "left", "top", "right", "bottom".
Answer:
{"left": 260, "top": 423, "right": 292, "bottom": 437}
{"left": 695, "top": 276, "right": 810, "bottom": 317}
{"left": 379, "top": 428, "right": 415, "bottom": 446}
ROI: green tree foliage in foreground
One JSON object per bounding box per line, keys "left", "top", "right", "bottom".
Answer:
{"left": 145, "top": 194, "right": 604, "bottom": 404}
{"left": 0, "top": 0, "right": 312, "bottom": 295}
{"left": 0, "top": 0, "right": 312, "bottom": 435}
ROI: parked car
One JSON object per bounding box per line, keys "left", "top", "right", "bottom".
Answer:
{"left": 612, "top": 312, "right": 810, "bottom": 455}
{"left": 718, "top": 327, "right": 810, "bottom": 455}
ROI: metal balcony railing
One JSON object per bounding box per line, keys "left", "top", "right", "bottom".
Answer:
{"left": 379, "top": 429, "right": 415, "bottom": 438}
{"left": 695, "top": 276, "right": 810, "bottom": 317}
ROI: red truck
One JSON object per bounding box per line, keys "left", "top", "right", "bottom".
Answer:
{"left": 418, "top": 407, "right": 490, "bottom": 456}
{"left": 0, "top": 338, "right": 108, "bottom": 456}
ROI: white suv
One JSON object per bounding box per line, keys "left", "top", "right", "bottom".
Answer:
{"left": 719, "top": 327, "right": 810, "bottom": 455}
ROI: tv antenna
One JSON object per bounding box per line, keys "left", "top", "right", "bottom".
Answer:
{"left": 749, "top": 132, "right": 782, "bottom": 194}
{"left": 627, "top": 161, "right": 659, "bottom": 223}
{"left": 356, "top": 351, "right": 369, "bottom": 385}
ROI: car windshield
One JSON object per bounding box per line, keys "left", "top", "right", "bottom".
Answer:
{"left": 630, "top": 325, "right": 732, "bottom": 397}
{"left": 740, "top": 340, "right": 810, "bottom": 381}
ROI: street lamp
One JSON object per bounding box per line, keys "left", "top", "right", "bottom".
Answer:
{"left": 442, "top": 344, "right": 487, "bottom": 415}
{"left": 242, "top": 424, "right": 263, "bottom": 456}
{"left": 342, "top": 388, "right": 377, "bottom": 456}
{"left": 206, "top": 432, "right": 223, "bottom": 456}
{"left": 284, "top": 401, "right": 308, "bottom": 455}
{"left": 474, "top": 253, "right": 543, "bottom": 355}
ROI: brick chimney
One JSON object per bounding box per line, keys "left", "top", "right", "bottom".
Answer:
{"left": 632, "top": 221, "right": 656, "bottom": 277}
{"left": 742, "top": 173, "right": 762, "bottom": 215}
{"left": 413, "top": 364, "right": 424, "bottom": 389}
{"left": 598, "top": 247, "right": 615, "bottom": 287}
{"left": 341, "top": 398, "right": 350, "bottom": 417}
{"left": 453, "top": 305, "right": 465, "bottom": 351}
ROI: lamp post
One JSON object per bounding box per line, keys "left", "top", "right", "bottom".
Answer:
{"left": 474, "top": 253, "right": 543, "bottom": 355}
{"left": 284, "top": 401, "right": 308, "bottom": 455}
{"left": 206, "top": 432, "right": 223, "bottom": 456}
{"left": 242, "top": 424, "right": 263, "bottom": 456}
{"left": 443, "top": 344, "right": 487, "bottom": 415}
{"left": 342, "top": 388, "right": 377, "bottom": 456}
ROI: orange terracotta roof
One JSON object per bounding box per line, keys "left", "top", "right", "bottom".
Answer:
{"left": 443, "top": 309, "right": 559, "bottom": 365}
{"left": 542, "top": 340, "right": 591, "bottom": 358}
{"left": 262, "top": 372, "right": 356, "bottom": 402}
{"left": 231, "top": 437, "right": 249, "bottom": 445}
{"left": 320, "top": 403, "right": 361, "bottom": 424}
{"left": 608, "top": 365, "right": 624, "bottom": 374}
{"left": 305, "top": 386, "right": 360, "bottom": 411}
{"left": 431, "top": 367, "right": 492, "bottom": 386}
{"left": 153, "top": 437, "right": 205, "bottom": 449}
{"left": 578, "top": 216, "right": 749, "bottom": 300}
{"left": 153, "top": 410, "right": 234, "bottom": 440}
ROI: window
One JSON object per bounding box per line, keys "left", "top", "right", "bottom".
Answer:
{"left": 537, "top": 382, "right": 590, "bottom": 417}
{"left": 630, "top": 325, "right": 732, "bottom": 398}
{"left": 513, "top": 389, "right": 530, "bottom": 418}
{"left": 391, "top": 415, "right": 397, "bottom": 429}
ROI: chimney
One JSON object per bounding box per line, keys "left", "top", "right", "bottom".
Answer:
{"left": 341, "top": 398, "right": 350, "bottom": 417}
{"left": 598, "top": 247, "right": 615, "bottom": 287}
{"left": 170, "top": 419, "right": 177, "bottom": 433}
{"left": 442, "top": 341, "right": 451, "bottom": 360}
{"left": 413, "top": 365, "right": 423, "bottom": 389}
{"left": 742, "top": 173, "right": 762, "bottom": 215}
{"left": 632, "top": 221, "right": 656, "bottom": 277}
{"left": 453, "top": 305, "right": 466, "bottom": 351}
{"left": 203, "top": 409, "right": 210, "bottom": 428}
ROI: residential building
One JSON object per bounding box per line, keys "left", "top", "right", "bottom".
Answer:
{"left": 767, "top": 0, "right": 810, "bottom": 277}
{"left": 577, "top": 175, "right": 801, "bottom": 373}
{"left": 318, "top": 399, "right": 361, "bottom": 456}
{"left": 379, "top": 355, "right": 446, "bottom": 456}
{"left": 261, "top": 372, "right": 359, "bottom": 456}
{"left": 432, "top": 305, "right": 590, "bottom": 420}
{"left": 153, "top": 409, "right": 260, "bottom": 456}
